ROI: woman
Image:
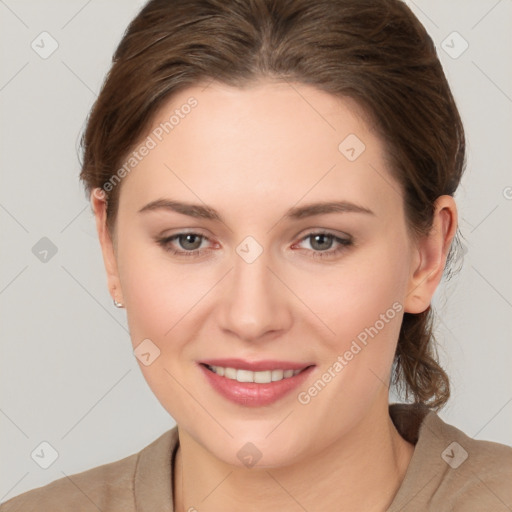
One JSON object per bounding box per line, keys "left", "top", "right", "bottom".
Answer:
{"left": 2, "top": 0, "right": 510, "bottom": 510}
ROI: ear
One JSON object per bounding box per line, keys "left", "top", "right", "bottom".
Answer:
{"left": 90, "top": 189, "right": 124, "bottom": 305}
{"left": 404, "top": 195, "right": 458, "bottom": 314}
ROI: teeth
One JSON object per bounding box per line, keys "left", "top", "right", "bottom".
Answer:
{"left": 209, "top": 365, "right": 302, "bottom": 383}
{"left": 236, "top": 369, "right": 254, "bottom": 383}
{"left": 254, "top": 370, "right": 272, "bottom": 383}
{"left": 224, "top": 367, "right": 237, "bottom": 379}
{"left": 272, "top": 369, "right": 284, "bottom": 381}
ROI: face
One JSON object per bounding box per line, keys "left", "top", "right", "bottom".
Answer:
{"left": 97, "top": 80, "right": 427, "bottom": 467}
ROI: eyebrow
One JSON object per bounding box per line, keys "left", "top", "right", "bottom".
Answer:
{"left": 138, "top": 199, "right": 375, "bottom": 221}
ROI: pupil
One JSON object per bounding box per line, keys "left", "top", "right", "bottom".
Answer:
{"left": 182, "top": 234, "right": 201, "bottom": 250}
{"left": 312, "top": 234, "right": 332, "bottom": 251}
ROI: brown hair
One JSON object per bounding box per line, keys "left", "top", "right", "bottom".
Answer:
{"left": 80, "top": 0, "right": 466, "bottom": 409}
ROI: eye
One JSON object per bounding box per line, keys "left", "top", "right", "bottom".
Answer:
{"left": 293, "top": 231, "right": 353, "bottom": 260}
{"left": 156, "top": 232, "right": 213, "bottom": 258}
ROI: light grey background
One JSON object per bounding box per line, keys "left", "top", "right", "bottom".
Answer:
{"left": 1, "top": 0, "right": 511, "bottom": 501}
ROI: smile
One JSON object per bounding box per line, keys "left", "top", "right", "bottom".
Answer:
{"left": 199, "top": 360, "right": 315, "bottom": 407}
{"left": 205, "top": 365, "right": 303, "bottom": 384}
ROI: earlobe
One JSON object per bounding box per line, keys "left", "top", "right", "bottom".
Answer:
{"left": 90, "top": 189, "right": 124, "bottom": 306}
{"left": 404, "top": 195, "right": 458, "bottom": 314}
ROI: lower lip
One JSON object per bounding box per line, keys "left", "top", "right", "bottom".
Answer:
{"left": 199, "top": 364, "right": 315, "bottom": 407}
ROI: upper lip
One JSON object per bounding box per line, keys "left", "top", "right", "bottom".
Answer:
{"left": 200, "top": 358, "right": 314, "bottom": 372}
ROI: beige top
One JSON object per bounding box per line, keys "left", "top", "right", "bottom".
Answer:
{"left": 1, "top": 404, "right": 511, "bottom": 511}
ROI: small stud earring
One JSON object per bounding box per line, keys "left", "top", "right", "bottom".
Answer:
{"left": 113, "top": 298, "right": 124, "bottom": 308}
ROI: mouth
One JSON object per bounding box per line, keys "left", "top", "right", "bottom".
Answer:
{"left": 203, "top": 364, "right": 304, "bottom": 383}
{"left": 199, "top": 359, "right": 315, "bottom": 407}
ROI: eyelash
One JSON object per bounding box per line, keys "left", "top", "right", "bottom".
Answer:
{"left": 156, "top": 231, "right": 353, "bottom": 260}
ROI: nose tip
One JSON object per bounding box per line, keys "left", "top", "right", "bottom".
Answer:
{"left": 218, "top": 245, "right": 292, "bottom": 342}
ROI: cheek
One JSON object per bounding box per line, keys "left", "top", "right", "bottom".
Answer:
{"left": 116, "top": 243, "right": 210, "bottom": 420}
{"left": 294, "top": 237, "right": 409, "bottom": 350}
{"left": 290, "top": 234, "right": 410, "bottom": 410}
{"left": 117, "top": 234, "right": 207, "bottom": 343}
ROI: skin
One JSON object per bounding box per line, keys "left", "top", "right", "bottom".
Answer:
{"left": 92, "top": 80, "right": 457, "bottom": 511}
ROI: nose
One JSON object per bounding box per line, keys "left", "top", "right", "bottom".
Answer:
{"left": 218, "top": 242, "right": 293, "bottom": 342}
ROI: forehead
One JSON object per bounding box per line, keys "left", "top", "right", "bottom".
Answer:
{"left": 118, "top": 80, "right": 400, "bottom": 220}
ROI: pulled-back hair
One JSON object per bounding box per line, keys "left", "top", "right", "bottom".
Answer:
{"left": 80, "top": 0, "right": 466, "bottom": 409}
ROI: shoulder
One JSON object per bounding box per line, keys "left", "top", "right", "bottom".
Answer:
{"left": 389, "top": 404, "right": 512, "bottom": 512}
{"left": 0, "top": 428, "right": 178, "bottom": 512}
{"left": 428, "top": 412, "right": 512, "bottom": 509}
{"left": 0, "top": 452, "right": 138, "bottom": 512}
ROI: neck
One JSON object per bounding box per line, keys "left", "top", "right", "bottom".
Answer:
{"left": 173, "top": 400, "right": 415, "bottom": 512}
